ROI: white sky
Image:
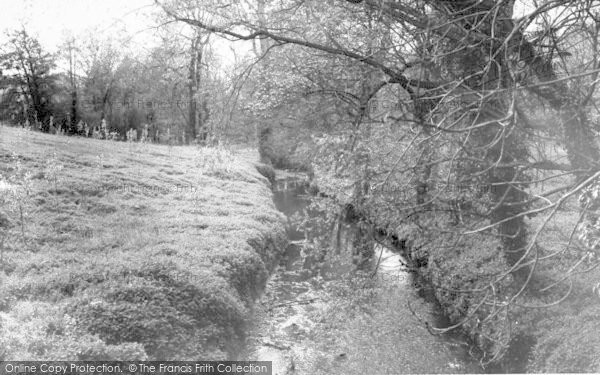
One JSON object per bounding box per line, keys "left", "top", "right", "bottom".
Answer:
{"left": 0, "top": 0, "right": 156, "bottom": 49}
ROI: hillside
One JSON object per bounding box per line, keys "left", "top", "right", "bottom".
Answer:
{"left": 0, "top": 125, "right": 286, "bottom": 360}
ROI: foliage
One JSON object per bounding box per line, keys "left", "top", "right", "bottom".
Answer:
{"left": 1, "top": 0, "right": 600, "bottom": 368}
{"left": 1, "top": 23, "right": 239, "bottom": 145}
{"left": 0, "top": 30, "right": 58, "bottom": 129}
{"left": 157, "top": 0, "right": 600, "bottom": 367}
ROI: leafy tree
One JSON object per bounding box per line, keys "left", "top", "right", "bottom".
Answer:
{"left": 78, "top": 34, "right": 123, "bottom": 127}
{"left": 59, "top": 36, "right": 80, "bottom": 133}
{"left": 157, "top": 0, "right": 600, "bottom": 367}
{"left": 0, "top": 29, "right": 58, "bottom": 131}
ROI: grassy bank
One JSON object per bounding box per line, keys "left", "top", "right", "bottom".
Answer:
{"left": 0, "top": 125, "right": 287, "bottom": 360}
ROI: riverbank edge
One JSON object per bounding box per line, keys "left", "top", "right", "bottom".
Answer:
{"left": 301, "top": 176, "right": 521, "bottom": 369}
{"left": 0, "top": 126, "right": 289, "bottom": 360}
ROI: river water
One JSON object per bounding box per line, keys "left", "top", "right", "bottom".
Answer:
{"left": 242, "top": 174, "right": 484, "bottom": 374}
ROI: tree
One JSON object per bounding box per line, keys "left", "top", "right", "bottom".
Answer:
{"left": 78, "top": 32, "right": 128, "bottom": 129}
{"left": 187, "top": 30, "right": 211, "bottom": 143}
{"left": 61, "top": 36, "right": 79, "bottom": 133}
{"left": 0, "top": 29, "right": 58, "bottom": 131}
{"left": 157, "top": 0, "right": 600, "bottom": 366}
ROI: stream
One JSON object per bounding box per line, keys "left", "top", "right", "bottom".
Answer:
{"left": 242, "top": 172, "right": 485, "bottom": 374}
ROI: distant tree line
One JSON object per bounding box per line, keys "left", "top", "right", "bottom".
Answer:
{"left": 0, "top": 26, "right": 256, "bottom": 144}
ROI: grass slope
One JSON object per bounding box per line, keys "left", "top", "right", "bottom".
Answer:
{"left": 0, "top": 125, "right": 286, "bottom": 360}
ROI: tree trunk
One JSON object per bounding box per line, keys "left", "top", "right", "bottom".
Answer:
{"left": 444, "top": 0, "right": 530, "bottom": 270}
{"left": 68, "top": 40, "right": 78, "bottom": 133}
{"left": 71, "top": 90, "right": 78, "bottom": 133}
{"left": 255, "top": 0, "right": 273, "bottom": 155}
{"left": 187, "top": 37, "right": 199, "bottom": 144}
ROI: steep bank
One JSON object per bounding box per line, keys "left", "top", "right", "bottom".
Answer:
{"left": 307, "top": 170, "right": 515, "bottom": 369}
{"left": 0, "top": 126, "right": 287, "bottom": 360}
